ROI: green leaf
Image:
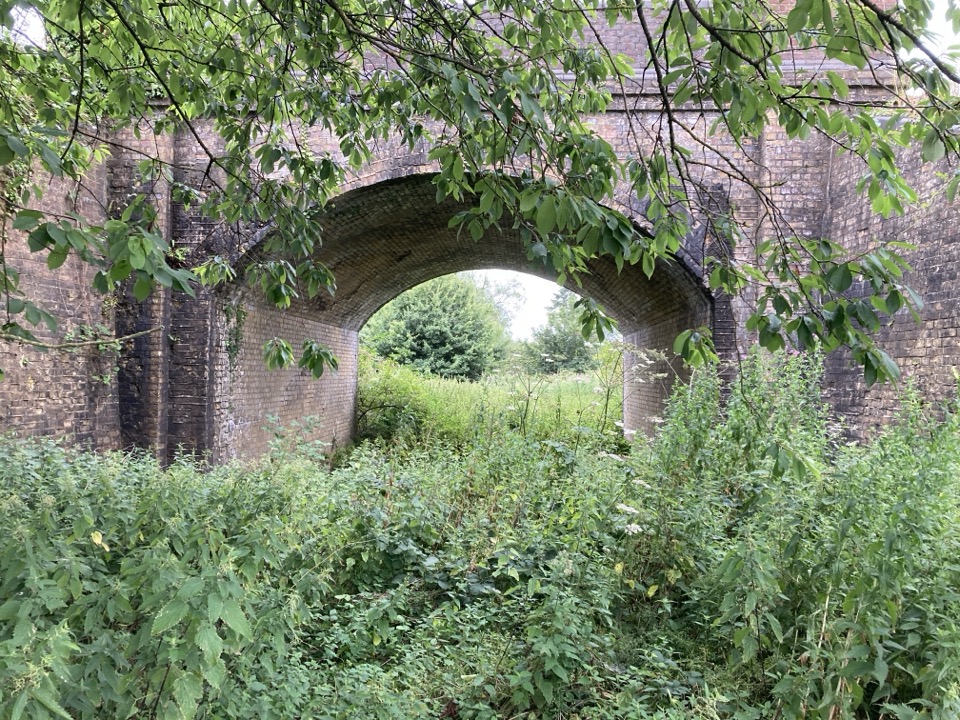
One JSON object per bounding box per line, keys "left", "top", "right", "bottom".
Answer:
{"left": 133, "top": 274, "right": 152, "bottom": 301}
{"left": 841, "top": 660, "right": 874, "bottom": 678}
{"left": 152, "top": 598, "right": 189, "bottom": 634}
{"left": 27, "top": 225, "right": 52, "bottom": 252}
{"left": 173, "top": 672, "right": 203, "bottom": 719}
{"left": 786, "top": 6, "right": 808, "bottom": 34}
{"left": 519, "top": 190, "right": 538, "bottom": 213}
{"left": 207, "top": 593, "right": 224, "bottom": 624}
{"left": 203, "top": 659, "right": 227, "bottom": 689}
{"left": 220, "top": 598, "right": 251, "bottom": 638}
{"left": 5, "top": 133, "right": 28, "bottom": 157}
{"left": 10, "top": 691, "right": 28, "bottom": 720}
{"left": 24, "top": 303, "right": 41, "bottom": 326}
{"left": 469, "top": 219, "right": 484, "bottom": 241}
{"left": 299, "top": 339, "right": 337, "bottom": 378}
{"left": 28, "top": 688, "right": 73, "bottom": 719}
{"left": 827, "top": 264, "right": 853, "bottom": 292}
{"left": 47, "top": 246, "right": 69, "bottom": 270}
{"left": 536, "top": 195, "right": 556, "bottom": 237}
{"left": 40, "top": 307, "right": 57, "bottom": 332}
{"left": 0, "top": 136, "right": 14, "bottom": 165}
{"left": 129, "top": 243, "right": 147, "bottom": 270}
{"left": 12, "top": 210, "right": 43, "bottom": 231}
{"left": 642, "top": 252, "right": 654, "bottom": 279}
{"left": 874, "top": 656, "right": 889, "bottom": 685}
{"left": 864, "top": 356, "right": 878, "bottom": 386}
{"left": 263, "top": 337, "right": 294, "bottom": 370}
{"left": 177, "top": 577, "right": 205, "bottom": 600}
{"left": 195, "top": 624, "right": 223, "bottom": 660}
{"left": 921, "top": 130, "right": 946, "bottom": 162}
{"left": 766, "top": 614, "right": 784, "bottom": 642}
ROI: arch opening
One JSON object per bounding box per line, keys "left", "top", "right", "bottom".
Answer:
{"left": 209, "top": 173, "right": 714, "bottom": 460}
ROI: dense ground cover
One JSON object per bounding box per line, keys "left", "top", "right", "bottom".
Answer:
{"left": 2, "top": 353, "right": 960, "bottom": 719}
{"left": 355, "top": 345, "right": 628, "bottom": 446}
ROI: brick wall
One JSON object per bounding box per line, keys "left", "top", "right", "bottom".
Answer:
{"left": 4, "top": 69, "right": 955, "bottom": 456}
{"left": 108, "top": 127, "right": 176, "bottom": 455}
{"left": 822, "top": 148, "right": 960, "bottom": 434}
{"left": 253, "top": 172, "right": 714, "bottom": 438}
{"left": 0, "top": 163, "right": 121, "bottom": 449}
{"left": 210, "top": 296, "right": 359, "bottom": 462}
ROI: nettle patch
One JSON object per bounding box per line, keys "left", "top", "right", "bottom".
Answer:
{"left": 2, "top": 352, "right": 960, "bottom": 719}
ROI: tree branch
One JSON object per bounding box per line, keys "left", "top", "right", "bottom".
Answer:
{"left": 0, "top": 325, "right": 162, "bottom": 351}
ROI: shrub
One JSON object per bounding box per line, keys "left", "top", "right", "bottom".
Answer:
{"left": 3, "top": 350, "right": 959, "bottom": 720}
{"left": 361, "top": 274, "right": 508, "bottom": 380}
{"left": 356, "top": 346, "right": 625, "bottom": 448}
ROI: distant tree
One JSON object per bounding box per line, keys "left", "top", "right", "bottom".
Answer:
{"left": 362, "top": 275, "right": 508, "bottom": 380}
{"left": 464, "top": 271, "right": 525, "bottom": 331}
{"left": 524, "top": 290, "right": 596, "bottom": 374}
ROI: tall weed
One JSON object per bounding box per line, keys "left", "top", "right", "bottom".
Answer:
{"left": 616, "top": 351, "right": 960, "bottom": 718}
{"left": 356, "top": 346, "right": 625, "bottom": 448}
{"left": 2, "top": 350, "right": 958, "bottom": 719}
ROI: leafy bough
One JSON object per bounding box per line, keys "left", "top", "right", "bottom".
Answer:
{"left": 0, "top": 0, "right": 956, "bottom": 382}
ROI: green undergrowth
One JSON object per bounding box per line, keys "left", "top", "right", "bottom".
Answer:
{"left": 355, "top": 346, "right": 626, "bottom": 447}
{"left": 2, "top": 352, "right": 960, "bottom": 719}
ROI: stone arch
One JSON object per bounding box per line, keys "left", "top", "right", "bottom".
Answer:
{"left": 203, "top": 172, "right": 713, "bottom": 460}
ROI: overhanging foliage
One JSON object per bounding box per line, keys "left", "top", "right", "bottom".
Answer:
{"left": 0, "top": 0, "right": 957, "bottom": 381}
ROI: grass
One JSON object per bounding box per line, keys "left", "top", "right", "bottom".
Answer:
{"left": 355, "top": 346, "right": 627, "bottom": 447}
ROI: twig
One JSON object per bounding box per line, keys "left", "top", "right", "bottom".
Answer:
{"left": 0, "top": 325, "right": 162, "bottom": 350}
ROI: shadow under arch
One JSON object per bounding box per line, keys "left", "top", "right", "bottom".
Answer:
{"left": 205, "top": 173, "right": 715, "bottom": 461}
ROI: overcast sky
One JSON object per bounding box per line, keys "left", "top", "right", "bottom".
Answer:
{"left": 470, "top": 269, "right": 561, "bottom": 340}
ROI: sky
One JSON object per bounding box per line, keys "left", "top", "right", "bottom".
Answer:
{"left": 470, "top": 269, "right": 561, "bottom": 340}
{"left": 930, "top": 0, "right": 958, "bottom": 50}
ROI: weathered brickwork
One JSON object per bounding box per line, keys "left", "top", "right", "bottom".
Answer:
{"left": 0, "top": 164, "right": 121, "bottom": 450}
{"left": 3, "top": 60, "right": 957, "bottom": 457}
{"left": 822, "top": 148, "right": 960, "bottom": 435}
{"left": 260, "top": 172, "right": 714, "bottom": 439}
{"left": 211, "top": 297, "right": 359, "bottom": 462}
{"left": 109, "top": 127, "right": 176, "bottom": 456}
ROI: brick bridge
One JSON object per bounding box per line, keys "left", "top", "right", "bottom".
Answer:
{"left": 2, "top": 23, "right": 959, "bottom": 461}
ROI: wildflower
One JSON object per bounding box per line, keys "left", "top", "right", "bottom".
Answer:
{"left": 616, "top": 503, "right": 640, "bottom": 515}
{"left": 624, "top": 524, "right": 642, "bottom": 535}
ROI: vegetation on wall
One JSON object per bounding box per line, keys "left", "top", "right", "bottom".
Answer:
{"left": 0, "top": 0, "right": 957, "bottom": 380}
{"left": 3, "top": 351, "right": 959, "bottom": 719}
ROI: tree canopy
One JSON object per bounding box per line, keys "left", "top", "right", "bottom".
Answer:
{"left": 523, "top": 289, "right": 598, "bottom": 374}
{"left": 361, "top": 274, "right": 508, "bottom": 380}
{"left": 0, "top": 0, "right": 958, "bottom": 382}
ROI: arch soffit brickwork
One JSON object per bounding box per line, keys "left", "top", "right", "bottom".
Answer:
{"left": 247, "top": 171, "right": 712, "bottom": 334}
